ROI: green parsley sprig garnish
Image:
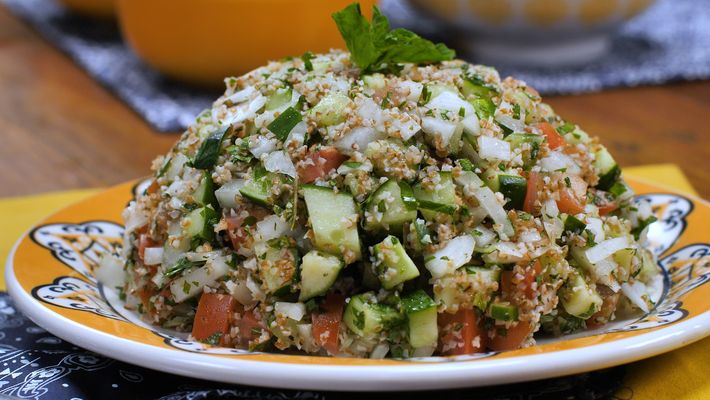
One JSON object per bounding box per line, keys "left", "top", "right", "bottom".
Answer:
{"left": 332, "top": 3, "right": 455, "bottom": 74}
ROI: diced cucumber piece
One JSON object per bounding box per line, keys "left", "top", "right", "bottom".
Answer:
{"left": 560, "top": 274, "right": 603, "bottom": 319}
{"left": 413, "top": 172, "right": 457, "bottom": 219}
{"left": 239, "top": 167, "right": 284, "bottom": 207}
{"left": 259, "top": 244, "right": 299, "bottom": 296}
{"left": 594, "top": 146, "right": 620, "bottom": 191}
{"left": 402, "top": 290, "right": 438, "bottom": 349}
{"left": 481, "top": 169, "right": 526, "bottom": 210}
{"left": 505, "top": 133, "right": 543, "bottom": 168}
{"left": 466, "top": 265, "right": 501, "bottom": 310}
{"left": 302, "top": 185, "right": 361, "bottom": 263}
{"left": 184, "top": 206, "right": 219, "bottom": 243}
{"left": 499, "top": 175, "right": 527, "bottom": 210}
{"left": 562, "top": 127, "right": 591, "bottom": 145}
{"left": 563, "top": 214, "right": 587, "bottom": 234}
{"left": 613, "top": 247, "right": 637, "bottom": 281}
{"left": 435, "top": 266, "right": 500, "bottom": 311}
{"left": 265, "top": 87, "right": 293, "bottom": 111}
{"left": 193, "top": 171, "right": 217, "bottom": 208}
{"left": 193, "top": 127, "right": 229, "bottom": 170}
{"left": 267, "top": 107, "right": 303, "bottom": 141}
{"left": 424, "top": 83, "right": 460, "bottom": 102}
{"left": 489, "top": 302, "right": 518, "bottom": 321}
{"left": 461, "top": 77, "right": 496, "bottom": 98}
{"left": 406, "top": 218, "right": 432, "bottom": 253}
{"left": 364, "top": 179, "right": 418, "bottom": 232}
{"left": 470, "top": 97, "right": 496, "bottom": 119}
{"left": 308, "top": 92, "right": 351, "bottom": 126}
{"left": 372, "top": 236, "right": 420, "bottom": 289}
{"left": 298, "top": 250, "right": 343, "bottom": 301}
{"left": 638, "top": 248, "right": 658, "bottom": 283}
{"left": 343, "top": 292, "right": 403, "bottom": 337}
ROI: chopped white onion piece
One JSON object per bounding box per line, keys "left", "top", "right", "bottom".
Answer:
{"left": 421, "top": 117, "right": 459, "bottom": 146}
{"left": 256, "top": 215, "right": 290, "bottom": 242}
{"left": 96, "top": 254, "right": 126, "bottom": 289}
{"left": 586, "top": 237, "right": 630, "bottom": 264}
{"left": 397, "top": 80, "right": 423, "bottom": 102}
{"left": 473, "top": 186, "right": 514, "bottom": 238}
{"left": 478, "top": 136, "right": 511, "bottom": 161}
{"left": 230, "top": 279, "right": 255, "bottom": 306}
{"left": 472, "top": 226, "right": 496, "bottom": 249}
{"left": 286, "top": 121, "right": 308, "bottom": 146}
{"left": 424, "top": 235, "right": 475, "bottom": 278}
{"left": 225, "top": 86, "right": 255, "bottom": 104}
{"left": 621, "top": 281, "right": 650, "bottom": 313}
{"left": 519, "top": 229, "right": 542, "bottom": 243}
{"left": 263, "top": 151, "right": 297, "bottom": 178}
{"left": 540, "top": 152, "right": 581, "bottom": 175}
{"left": 334, "top": 126, "right": 385, "bottom": 155}
{"left": 215, "top": 179, "right": 246, "bottom": 209}
{"left": 585, "top": 218, "right": 605, "bottom": 243}
{"left": 370, "top": 343, "right": 390, "bottom": 359}
{"left": 143, "top": 247, "right": 164, "bottom": 266}
{"left": 249, "top": 135, "right": 278, "bottom": 158}
{"left": 275, "top": 302, "right": 306, "bottom": 321}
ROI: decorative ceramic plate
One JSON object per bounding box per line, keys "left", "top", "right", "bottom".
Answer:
{"left": 6, "top": 177, "right": 710, "bottom": 391}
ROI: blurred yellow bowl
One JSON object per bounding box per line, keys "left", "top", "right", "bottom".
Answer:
{"left": 57, "top": 0, "right": 115, "bottom": 18}
{"left": 116, "top": 0, "right": 376, "bottom": 87}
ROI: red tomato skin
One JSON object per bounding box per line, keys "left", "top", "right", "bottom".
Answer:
{"left": 312, "top": 293, "right": 345, "bottom": 355}
{"left": 537, "top": 122, "right": 565, "bottom": 150}
{"left": 438, "top": 309, "right": 487, "bottom": 355}
{"left": 192, "top": 293, "right": 236, "bottom": 344}
{"left": 298, "top": 147, "right": 346, "bottom": 183}
{"left": 489, "top": 321, "right": 534, "bottom": 351}
{"left": 557, "top": 189, "right": 585, "bottom": 215}
{"left": 523, "top": 171, "right": 540, "bottom": 213}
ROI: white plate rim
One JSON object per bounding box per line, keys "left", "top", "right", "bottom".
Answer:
{"left": 6, "top": 230, "right": 710, "bottom": 392}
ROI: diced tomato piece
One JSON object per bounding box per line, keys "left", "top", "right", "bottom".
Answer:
{"left": 489, "top": 321, "right": 534, "bottom": 351}
{"left": 557, "top": 189, "right": 585, "bottom": 215}
{"left": 146, "top": 179, "right": 160, "bottom": 194}
{"left": 598, "top": 202, "right": 618, "bottom": 216}
{"left": 536, "top": 122, "right": 565, "bottom": 150}
{"left": 224, "top": 206, "right": 270, "bottom": 250}
{"left": 438, "top": 309, "right": 487, "bottom": 355}
{"left": 192, "top": 293, "right": 236, "bottom": 346}
{"left": 312, "top": 293, "right": 345, "bottom": 355}
{"left": 523, "top": 171, "right": 540, "bottom": 214}
{"left": 237, "top": 308, "right": 263, "bottom": 345}
{"left": 137, "top": 234, "right": 158, "bottom": 262}
{"left": 298, "top": 147, "right": 347, "bottom": 184}
{"left": 501, "top": 260, "right": 542, "bottom": 300}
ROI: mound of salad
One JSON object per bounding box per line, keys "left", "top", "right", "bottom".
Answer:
{"left": 103, "top": 4, "right": 660, "bottom": 358}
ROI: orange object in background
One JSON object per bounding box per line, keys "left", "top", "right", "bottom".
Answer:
{"left": 115, "top": 0, "right": 376, "bottom": 87}
{"left": 57, "top": 0, "right": 115, "bottom": 18}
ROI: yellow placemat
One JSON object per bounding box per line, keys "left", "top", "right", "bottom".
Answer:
{"left": 0, "top": 164, "right": 707, "bottom": 399}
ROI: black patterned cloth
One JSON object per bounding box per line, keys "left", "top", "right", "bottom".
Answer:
{"left": 2, "top": 0, "right": 710, "bottom": 132}
{"left": 0, "top": 290, "right": 626, "bottom": 399}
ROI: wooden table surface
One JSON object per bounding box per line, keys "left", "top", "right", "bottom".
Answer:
{"left": 1, "top": 6, "right": 708, "bottom": 199}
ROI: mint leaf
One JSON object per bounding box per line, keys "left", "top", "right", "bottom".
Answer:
{"left": 332, "top": 3, "right": 454, "bottom": 73}
{"left": 332, "top": 4, "right": 380, "bottom": 70}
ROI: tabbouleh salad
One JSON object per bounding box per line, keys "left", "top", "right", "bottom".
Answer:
{"left": 100, "top": 4, "right": 661, "bottom": 358}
